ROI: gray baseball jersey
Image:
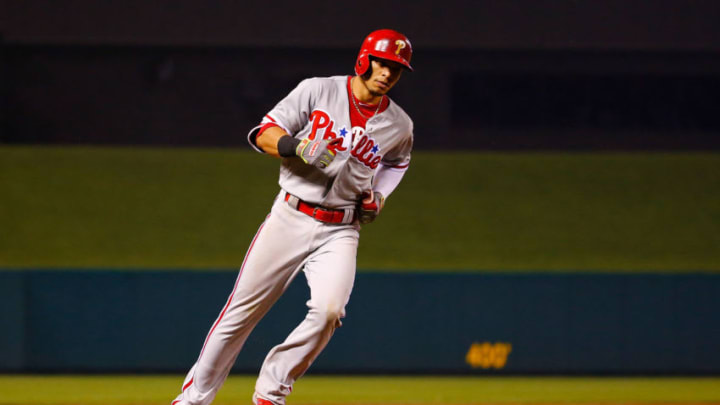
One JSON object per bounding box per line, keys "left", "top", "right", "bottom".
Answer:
{"left": 248, "top": 75, "right": 413, "bottom": 209}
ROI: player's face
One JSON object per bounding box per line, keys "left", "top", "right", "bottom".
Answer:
{"left": 363, "top": 58, "right": 404, "bottom": 96}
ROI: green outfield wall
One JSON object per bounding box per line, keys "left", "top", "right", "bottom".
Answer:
{"left": 1, "top": 270, "right": 718, "bottom": 374}
{"left": 2, "top": 147, "right": 719, "bottom": 272}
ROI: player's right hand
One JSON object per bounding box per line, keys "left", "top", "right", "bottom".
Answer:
{"left": 296, "top": 137, "right": 343, "bottom": 169}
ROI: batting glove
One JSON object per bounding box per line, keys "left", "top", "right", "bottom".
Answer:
{"left": 358, "top": 190, "right": 385, "bottom": 224}
{"left": 296, "top": 137, "right": 342, "bottom": 169}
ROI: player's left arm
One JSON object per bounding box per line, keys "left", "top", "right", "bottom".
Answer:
{"left": 373, "top": 130, "right": 413, "bottom": 200}
{"left": 373, "top": 160, "right": 410, "bottom": 198}
{"left": 358, "top": 131, "right": 413, "bottom": 224}
{"left": 358, "top": 160, "right": 410, "bottom": 224}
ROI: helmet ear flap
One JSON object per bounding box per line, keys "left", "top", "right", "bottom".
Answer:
{"left": 355, "top": 52, "right": 370, "bottom": 76}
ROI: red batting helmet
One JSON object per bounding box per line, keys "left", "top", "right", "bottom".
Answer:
{"left": 355, "top": 29, "right": 413, "bottom": 76}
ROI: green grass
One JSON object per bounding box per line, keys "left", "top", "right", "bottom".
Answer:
{"left": 1, "top": 146, "right": 719, "bottom": 272}
{"left": 0, "top": 375, "right": 719, "bottom": 404}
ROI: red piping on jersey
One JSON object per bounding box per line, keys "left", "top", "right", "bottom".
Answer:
{"left": 265, "top": 114, "right": 276, "bottom": 122}
{"left": 391, "top": 163, "right": 410, "bottom": 169}
{"left": 175, "top": 216, "right": 269, "bottom": 402}
{"left": 257, "top": 122, "right": 280, "bottom": 139}
{"left": 171, "top": 376, "right": 194, "bottom": 404}
{"left": 171, "top": 376, "right": 194, "bottom": 403}
{"left": 197, "top": 215, "right": 270, "bottom": 359}
{"left": 179, "top": 215, "right": 269, "bottom": 401}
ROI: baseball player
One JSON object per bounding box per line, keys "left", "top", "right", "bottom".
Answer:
{"left": 171, "top": 28, "right": 414, "bottom": 405}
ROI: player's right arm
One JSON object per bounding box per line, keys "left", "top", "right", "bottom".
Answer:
{"left": 256, "top": 123, "right": 341, "bottom": 168}
{"left": 248, "top": 78, "right": 340, "bottom": 168}
{"left": 256, "top": 126, "right": 290, "bottom": 158}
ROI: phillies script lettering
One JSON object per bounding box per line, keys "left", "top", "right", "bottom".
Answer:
{"left": 307, "top": 110, "right": 346, "bottom": 151}
{"left": 308, "top": 110, "right": 381, "bottom": 169}
{"left": 351, "top": 135, "right": 381, "bottom": 169}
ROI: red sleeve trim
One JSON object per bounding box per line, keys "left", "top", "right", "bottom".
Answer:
{"left": 257, "top": 122, "right": 280, "bottom": 139}
{"left": 391, "top": 162, "right": 410, "bottom": 169}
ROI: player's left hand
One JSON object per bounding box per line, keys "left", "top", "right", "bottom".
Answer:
{"left": 358, "top": 190, "right": 385, "bottom": 224}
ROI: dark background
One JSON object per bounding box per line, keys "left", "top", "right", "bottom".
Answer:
{"left": 2, "top": 0, "right": 720, "bottom": 149}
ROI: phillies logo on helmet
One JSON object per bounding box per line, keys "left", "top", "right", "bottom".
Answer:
{"left": 355, "top": 29, "right": 413, "bottom": 76}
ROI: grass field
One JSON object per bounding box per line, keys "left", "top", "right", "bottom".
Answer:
{"left": 1, "top": 146, "right": 718, "bottom": 272}
{"left": 1, "top": 375, "right": 719, "bottom": 404}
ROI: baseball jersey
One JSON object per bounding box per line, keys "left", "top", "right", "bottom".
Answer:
{"left": 248, "top": 75, "right": 413, "bottom": 209}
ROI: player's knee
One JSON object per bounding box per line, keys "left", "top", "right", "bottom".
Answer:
{"left": 326, "top": 307, "right": 343, "bottom": 324}
{"left": 313, "top": 303, "right": 345, "bottom": 329}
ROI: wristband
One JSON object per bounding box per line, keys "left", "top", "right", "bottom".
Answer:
{"left": 277, "top": 135, "right": 301, "bottom": 157}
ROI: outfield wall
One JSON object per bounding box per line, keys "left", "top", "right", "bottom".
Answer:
{"left": 1, "top": 270, "right": 719, "bottom": 374}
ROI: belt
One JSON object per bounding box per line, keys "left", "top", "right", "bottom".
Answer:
{"left": 284, "top": 193, "right": 355, "bottom": 224}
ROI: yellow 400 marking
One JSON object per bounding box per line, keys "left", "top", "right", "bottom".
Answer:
{"left": 465, "top": 342, "right": 513, "bottom": 369}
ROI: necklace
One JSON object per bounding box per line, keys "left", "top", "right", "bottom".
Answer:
{"left": 350, "top": 77, "right": 383, "bottom": 119}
